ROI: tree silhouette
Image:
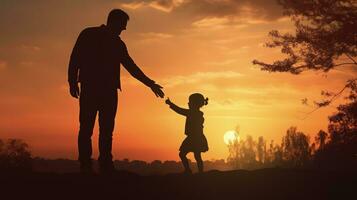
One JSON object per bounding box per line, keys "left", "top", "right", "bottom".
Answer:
{"left": 257, "top": 136, "right": 266, "bottom": 164}
{"left": 281, "top": 127, "right": 311, "bottom": 168}
{"left": 0, "top": 139, "right": 32, "bottom": 172}
{"left": 241, "top": 135, "right": 258, "bottom": 169}
{"left": 314, "top": 83, "right": 357, "bottom": 169}
{"left": 227, "top": 138, "right": 242, "bottom": 169}
{"left": 227, "top": 128, "right": 315, "bottom": 169}
{"left": 272, "top": 143, "right": 284, "bottom": 166}
{"left": 228, "top": 135, "right": 281, "bottom": 169}
{"left": 315, "top": 130, "right": 328, "bottom": 150}
{"left": 250, "top": 0, "right": 356, "bottom": 170}
{"left": 253, "top": 0, "right": 357, "bottom": 74}
{"left": 253, "top": 0, "right": 357, "bottom": 113}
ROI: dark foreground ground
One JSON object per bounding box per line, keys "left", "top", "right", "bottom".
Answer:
{"left": 1, "top": 168, "right": 356, "bottom": 200}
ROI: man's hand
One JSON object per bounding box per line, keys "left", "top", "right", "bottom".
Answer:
{"left": 69, "top": 83, "right": 80, "bottom": 99}
{"left": 150, "top": 83, "right": 164, "bottom": 98}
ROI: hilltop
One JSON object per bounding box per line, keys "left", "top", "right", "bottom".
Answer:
{"left": 1, "top": 168, "right": 356, "bottom": 199}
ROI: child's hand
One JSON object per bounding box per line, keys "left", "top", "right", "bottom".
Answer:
{"left": 165, "top": 98, "right": 171, "bottom": 105}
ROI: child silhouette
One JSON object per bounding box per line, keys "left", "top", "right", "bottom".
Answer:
{"left": 166, "top": 93, "right": 209, "bottom": 174}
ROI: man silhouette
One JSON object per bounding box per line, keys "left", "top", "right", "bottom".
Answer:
{"left": 68, "top": 9, "right": 164, "bottom": 173}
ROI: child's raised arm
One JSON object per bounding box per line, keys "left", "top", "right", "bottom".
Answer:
{"left": 165, "top": 98, "right": 189, "bottom": 116}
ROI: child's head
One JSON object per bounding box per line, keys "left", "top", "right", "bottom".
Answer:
{"left": 188, "top": 93, "right": 208, "bottom": 109}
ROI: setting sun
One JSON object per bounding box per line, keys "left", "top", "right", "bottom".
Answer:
{"left": 223, "top": 130, "right": 239, "bottom": 145}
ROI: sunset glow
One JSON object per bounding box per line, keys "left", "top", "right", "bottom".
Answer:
{"left": 0, "top": 0, "right": 355, "bottom": 162}
{"left": 223, "top": 130, "right": 239, "bottom": 145}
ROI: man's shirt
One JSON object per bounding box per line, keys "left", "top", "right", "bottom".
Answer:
{"left": 68, "top": 25, "right": 154, "bottom": 89}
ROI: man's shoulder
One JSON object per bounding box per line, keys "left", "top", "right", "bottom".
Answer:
{"left": 80, "top": 26, "right": 102, "bottom": 36}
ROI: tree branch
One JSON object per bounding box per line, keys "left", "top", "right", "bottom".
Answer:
{"left": 345, "top": 53, "right": 357, "bottom": 64}
{"left": 302, "top": 78, "right": 357, "bottom": 120}
{"left": 333, "top": 63, "right": 356, "bottom": 67}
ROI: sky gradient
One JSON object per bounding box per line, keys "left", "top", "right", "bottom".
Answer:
{"left": 1, "top": 0, "right": 355, "bottom": 161}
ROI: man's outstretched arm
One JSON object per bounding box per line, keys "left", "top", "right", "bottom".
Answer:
{"left": 121, "top": 42, "right": 164, "bottom": 98}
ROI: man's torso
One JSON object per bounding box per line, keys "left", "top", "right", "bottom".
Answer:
{"left": 77, "top": 25, "right": 125, "bottom": 89}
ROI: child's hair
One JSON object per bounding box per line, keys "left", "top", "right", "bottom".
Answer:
{"left": 189, "top": 93, "right": 209, "bottom": 108}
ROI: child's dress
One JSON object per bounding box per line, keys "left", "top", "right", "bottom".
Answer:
{"left": 169, "top": 103, "right": 209, "bottom": 152}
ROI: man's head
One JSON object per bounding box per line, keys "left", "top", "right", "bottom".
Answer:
{"left": 107, "top": 9, "right": 129, "bottom": 35}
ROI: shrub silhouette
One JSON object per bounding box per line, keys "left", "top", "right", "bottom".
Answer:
{"left": 0, "top": 139, "right": 32, "bottom": 172}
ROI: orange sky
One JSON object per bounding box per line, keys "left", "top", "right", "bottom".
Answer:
{"left": 0, "top": 0, "right": 355, "bottom": 162}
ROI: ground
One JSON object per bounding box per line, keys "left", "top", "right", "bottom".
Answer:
{"left": 1, "top": 168, "right": 356, "bottom": 199}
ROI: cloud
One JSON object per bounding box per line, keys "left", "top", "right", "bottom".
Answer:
{"left": 206, "top": 59, "right": 237, "bottom": 66}
{"left": 120, "top": 0, "right": 284, "bottom": 21}
{"left": 191, "top": 15, "right": 276, "bottom": 30}
{"left": 149, "top": 0, "right": 185, "bottom": 12}
{"left": 139, "top": 32, "right": 173, "bottom": 39}
{"left": 120, "top": 0, "right": 185, "bottom": 12}
{"left": 161, "top": 71, "right": 244, "bottom": 87}
{"left": 20, "top": 45, "right": 41, "bottom": 52}
{"left": 121, "top": 1, "right": 146, "bottom": 9}
{"left": 224, "top": 86, "right": 301, "bottom": 97}
{"left": 192, "top": 17, "right": 231, "bottom": 28}
{"left": 19, "top": 61, "right": 36, "bottom": 67}
{"left": 0, "top": 60, "right": 7, "bottom": 70}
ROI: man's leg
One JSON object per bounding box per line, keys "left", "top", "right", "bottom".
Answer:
{"left": 78, "top": 87, "right": 97, "bottom": 172}
{"left": 98, "top": 88, "right": 118, "bottom": 172}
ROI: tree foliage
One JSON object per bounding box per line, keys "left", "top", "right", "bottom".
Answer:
{"left": 227, "top": 127, "right": 313, "bottom": 169}
{"left": 253, "top": 0, "right": 357, "bottom": 74}
{"left": 227, "top": 135, "right": 261, "bottom": 169}
{"left": 227, "top": 85, "right": 357, "bottom": 170}
{"left": 249, "top": 1, "right": 357, "bottom": 169}
{"left": 0, "top": 139, "right": 32, "bottom": 172}
{"left": 281, "top": 127, "right": 312, "bottom": 167}
{"left": 314, "top": 84, "right": 357, "bottom": 169}
{"left": 315, "top": 130, "right": 328, "bottom": 150}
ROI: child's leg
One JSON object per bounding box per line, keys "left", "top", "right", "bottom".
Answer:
{"left": 194, "top": 152, "right": 203, "bottom": 173}
{"left": 179, "top": 151, "right": 191, "bottom": 172}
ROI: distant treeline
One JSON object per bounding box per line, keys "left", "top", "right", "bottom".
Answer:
{"left": 31, "top": 158, "right": 231, "bottom": 175}
{"left": 227, "top": 84, "right": 357, "bottom": 170}
{"left": 227, "top": 127, "right": 319, "bottom": 170}
{"left": 1, "top": 85, "right": 356, "bottom": 173}
{"left": 0, "top": 138, "right": 232, "bottom": 174}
